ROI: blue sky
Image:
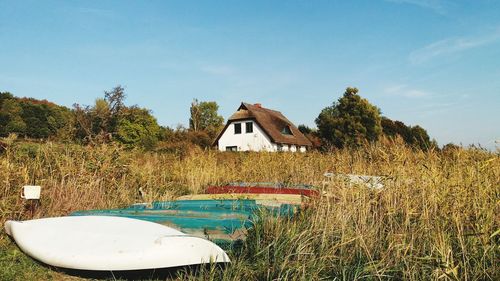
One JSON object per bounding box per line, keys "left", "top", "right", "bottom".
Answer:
{"left": 1, "top": 0, "right": 499, "bottom": 149}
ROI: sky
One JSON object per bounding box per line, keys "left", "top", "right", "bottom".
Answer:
{"left": 0, "top": 0, "right": 499, "bottom": 149}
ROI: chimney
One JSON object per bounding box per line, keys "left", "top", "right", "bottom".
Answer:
{"left": 254, "top": 103, "right": 262, "bottom": 108}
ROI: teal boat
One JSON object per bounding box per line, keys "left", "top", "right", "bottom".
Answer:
{"left": 70, "top": 199, "right": 298, "bottom": 248}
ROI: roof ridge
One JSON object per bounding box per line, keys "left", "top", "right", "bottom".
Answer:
{"left": 243, "top": 102, "right": 282, "bottom": 114}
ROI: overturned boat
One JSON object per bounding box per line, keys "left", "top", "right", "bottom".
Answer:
{"left": 4, "top": 216, "right": 229, "bottom": 271}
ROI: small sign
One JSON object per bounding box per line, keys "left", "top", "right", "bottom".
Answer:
{"left": 22, "top": 185, "right": 41, "bottom": 200}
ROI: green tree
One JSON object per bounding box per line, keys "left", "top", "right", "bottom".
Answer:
{"left": 298, "top": 124, "right": 312, "bottom": 134}
{"left": 20, "top": 102, "right": 50, "bottom": 138}
{"left": 91, "top": 98, "right": 112, "bottom": 137}
{"left": 189, "top": 99, "right": 224, "bottom": 137}
{"left": 442, "top": 142, "right": 460, "bottom": 151}
{"left": 73, "top": 103, "right": 94, "bottom": 141}
{"left": 0, "top": 92, "right": 72, "bottom": 139}
{"left": 115, "top": 106, "right": 161, "bottom": 149}
{"left": 381, "top": 117, "right": 433, "bottom": 150}
{"left": 5, "top": 118, "right": 26, "bottom": 135}
{"left": 73, "top": 86, "right": 126, "bottom": 143}
{"left": 409, "top": 125, "right": 431, "bottom": 150}
{"left": 315, "top": 87, "right": 382, "bottom": 148}
{"left": 104, "top": 85, "right": 125, "bottom": 132}
{"left": 0, "top": 99, "right": 26, "bottom": 136}
{"left": 0, "top": 92, "right": 14, "bottom": 105}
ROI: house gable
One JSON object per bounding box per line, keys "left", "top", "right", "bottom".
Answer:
{"left": 217, "top": 119, "right": 276, "bottom": 152}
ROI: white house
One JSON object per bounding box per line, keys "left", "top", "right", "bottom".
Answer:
{"left": 213, "top": 102, "right": 312, "bottom": 152}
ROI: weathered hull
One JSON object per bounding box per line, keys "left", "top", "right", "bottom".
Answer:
{"left": 206, "top": 185, "right": 319, "bottom": 197}
{"left": 176, "top": 193, "right": 304, "bottom": 205}
{"left": 71, "top": 199, "right": 298, "bottom": 247}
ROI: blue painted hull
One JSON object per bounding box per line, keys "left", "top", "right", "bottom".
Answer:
{"left": 70, "top": 199, "right": 298, "bottom": 248}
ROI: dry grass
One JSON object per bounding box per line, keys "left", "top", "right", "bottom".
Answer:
{"left": 0, "top": 140, "right": 498, "bottom": 280}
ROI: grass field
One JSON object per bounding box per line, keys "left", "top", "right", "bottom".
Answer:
{"left": 0, "top": 140, "right": 498, "bottom": 280}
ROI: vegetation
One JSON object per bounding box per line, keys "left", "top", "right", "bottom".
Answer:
{"left": 298, "top": 124, "right": 322, "bottom": 148}
{"left": 316, "top": 87, "right": 383, "bottom": 149}
{"left": 189, "top": 99, "right": 224, "bottom": 138}
{"left": 73, "top": 86, "right": 163, "bottom": 149}
{"left": 381, "top": 117, "right": 435, "bottom": 150}
{"left": 1, "top": 88, "right": 231, "bottom": 152}
{"left": 2, "top": 87, "right": 439, "bottom": 152}
{"left": 1, "top": 87, "right": 492, "bottom": 279}
{"left": 0, "top": 139, "right": 498, "bottom": 280}
{"left": 316, "top": 87, "right": 435, "bottom": 150}
{"left": 0, "top": 92, "right": 72, "bottom": 139}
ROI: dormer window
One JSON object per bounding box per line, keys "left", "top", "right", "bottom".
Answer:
{"left": 281, "top": 125, "right": 293, "bottom": 135}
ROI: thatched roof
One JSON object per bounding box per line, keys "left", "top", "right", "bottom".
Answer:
{"left": 214, "top": 102, "right": 312, "bottom": 147}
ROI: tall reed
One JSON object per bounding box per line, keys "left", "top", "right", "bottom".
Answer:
{"left": 0, "top": 140, "right": 498, "bottom": 280}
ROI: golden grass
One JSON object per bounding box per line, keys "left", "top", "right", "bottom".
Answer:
{"left": 0, "top": 140, "right": 498, "bottom": 280}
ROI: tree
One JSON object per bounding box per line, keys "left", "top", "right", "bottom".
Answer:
{"left": 0, "top": 93, "right": 72, "bottom": 139}
{"left": 4, "top": 118, "right": 26, "bottom": 136}
{"left": 298, "top": 124, "right": 312, "bottom": 134}
{"left": 297, "top": 124, "right": 322, "bottom": 149}
{"left": 381, "top": 117, "right": 434, "bottom": 150}
{"left": 409, "top": 125, "right": 431, "bottom": 150}
{"left": 0, "top": 92, "right": 14, "bottom": 105}
{"left": 73, "top": 86, "right": 126, "bottom": 143}
{"left": 91, "top": 98, "right": 112, "bottom": 136}
{"left": 189, "top": 99, "right": 224, "bottom": 137}
{"left": 104, "top": 85, "right": 125, "bottom": 116}
{"left": 104, "top": 85, "right": 125, "bottom": 133}
{"left": 0, "top": 99, "right": 25, "bottom": 136}
{"left": 115, "top": 106, "right": 161, "bottom": 149}
{"left": 442, "top": 142, "right": 460, "bottom": 151}
{"left": 73, "top": 103, "right": 94, "bottom": 141}
{"left": 21, "top": 102, "right": 50, "bottom": 138}
{"left": 315, "top": 87, "right": 382, "bottom": 148}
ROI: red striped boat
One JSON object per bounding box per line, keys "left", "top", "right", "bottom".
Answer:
{"left": 206, "top": 182, "right": 319, "bottom": 197}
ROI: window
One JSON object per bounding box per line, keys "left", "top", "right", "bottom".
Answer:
{"left": 226, "top": 146, "right": 237, "bottom": 152}
{"left": 245, "top": 122, "right": 253, "bottom": 133}
{"left": 281, "top": 125, "right": 293, "bottom": 135}
{"left": 277, "top": 144, "right": 283, "bottom": 152}
{"left": 234, "top": 123, "right": 241, "bottom": 134}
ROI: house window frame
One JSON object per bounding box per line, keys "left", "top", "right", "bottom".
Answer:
{"left": 234, "top": 123, "right": 242, "bottom": 134}
{"left": 245, "top": 122, "right": 253, "bottom": 133}
{"left": 226, "top": 146, "right": 237, "bottom": 152}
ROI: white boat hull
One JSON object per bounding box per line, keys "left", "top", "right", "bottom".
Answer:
{"left": 5, "top": 216, "right": 230, "bottom": 271}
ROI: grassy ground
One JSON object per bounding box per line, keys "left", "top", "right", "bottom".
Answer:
{"left": 0, "top": 140, "right": 498, "bottom": 280}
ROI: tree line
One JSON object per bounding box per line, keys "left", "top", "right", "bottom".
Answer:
{"left": 301, "top": 87, "right": 436, "bottom": 150}
{"left": 1, "top": 86, "right": 438, "bottom": 151}
{"left": 0, "top": 87, "right": 225, "bottom": 151}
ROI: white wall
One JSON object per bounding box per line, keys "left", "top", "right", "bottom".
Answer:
{"left": 217, "top": 120, "right": 309, "bottom": 153}
{"left": 218, "top": 121, "right": 277, "bottom": 152}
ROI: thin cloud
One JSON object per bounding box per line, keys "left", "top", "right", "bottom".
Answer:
{"left": 384, "top": 84, "right": 431, "bottom": 98}
{"left": 409, "top": 29, "right": 500, "bottom": 64}
{"left": 385, "top": 0, "right": 447, "bottom": 14}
